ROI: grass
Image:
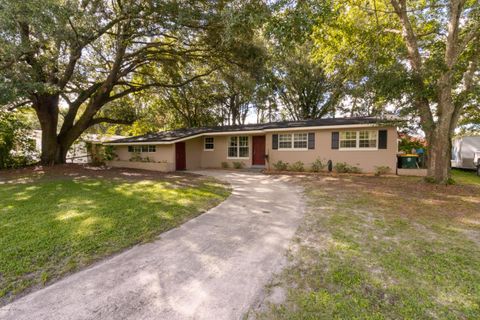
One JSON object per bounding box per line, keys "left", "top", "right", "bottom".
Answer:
{"left": 256, "top": 174, "right": 480, "bottom": 319}
{"left": 0, "top": 167, "right": 230, "bottom": 305}
{"left": 452, "top": 168, "right": 480, "bottom": 185}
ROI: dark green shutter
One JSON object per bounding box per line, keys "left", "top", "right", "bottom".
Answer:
{"left": 378, "top": 130, "right": 388, "bottom": 149}
{"left": 331, "top": 132, "right": 339, "bottom": 149}
{"left": 272, "top": 134, "right": 278, "bottom": 150}
{"left": 308, "top": 133, "right": 315, "bottom": 149}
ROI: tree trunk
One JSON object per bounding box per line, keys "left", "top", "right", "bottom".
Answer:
{"left": 426, "top": 85, "right": 455, "bottom": 184}
{"left": 34, "top": 95, "right": 61, "bottom": 165}
{"left": 427, "top": 130, "right": 452, "bottom": 183}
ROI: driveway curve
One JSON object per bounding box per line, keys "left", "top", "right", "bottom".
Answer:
{"left": 0, "top": 170, "right": 304, "bottom": 320}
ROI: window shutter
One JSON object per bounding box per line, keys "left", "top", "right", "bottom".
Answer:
{"left": 308, "top": 132, "right": 315, "bottom": 149}
{"left": 331, "top": 132, "right": 339, "bottom": 149}
{"left": 272, "top": 134, "right": 278, "bottom": 150}
{"left": 378, "top": 130, "right": 388, "bottom": 149}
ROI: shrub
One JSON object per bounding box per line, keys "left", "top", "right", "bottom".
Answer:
{"left": 0, "top": 112, "right": 37, "bottom": 169}
{"left": 311, "top": 158, "right": 325, "bottom": 172}
{"left": 374, "top": 166, "right": 391, "bottom": 176}
{"left": 273, "top": 160, "right": 288, "bottom": 171}
{"left": 103, "top": 145, "right": 117, "bottom": 161}
{"left": 334, "top": 162, "right": 362, "bottom": 174}
{"left": 232, "top": 161, "right": 244, "bottom": 169}
{"left": 288, "top": 161, "right": 305, "bottom": 172}
{"left": 221, "top": 161, "right": 229, "bottom": 169}
{"left": 129, "top": 153, "right": 143, "bottom": 162}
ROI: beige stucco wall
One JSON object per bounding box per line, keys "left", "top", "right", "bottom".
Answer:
{"left": 265, "top": 127, "right": 398, "bottom": 173}
{"left": 199, "top": 135, "right": 252, "bottom": 168}
{"left": 185, "top": 138, "right": 202, "bottom": 170}
{"left": 104, "top": 126, "right": 397, "bottom": 173}
{"left": 108, "top": 145, "right": 175, "bottom": 172}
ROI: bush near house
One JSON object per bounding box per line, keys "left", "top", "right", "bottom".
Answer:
{"left": 288, "top": 161, "right": 305, "bottom": 172}
{"left": 334, "top": 162, "right": 362, "bottom": 173}
{"left": 310, "top": 158, "right": 326, "bottom": 172}
{"left": 273, "top": 160, "right": 289, "bottom": 171}
{"left": 232, "top": 161, "right": 244, "bottom": 169}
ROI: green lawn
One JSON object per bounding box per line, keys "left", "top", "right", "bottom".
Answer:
{"left": 256, "top": 174, "right": 480, "bottom": 319}
{"left": 452, "top": 168, "right": 480, "bottom": 185}
{"left": 0, "top": 167, "right": 229, "bottom": 305}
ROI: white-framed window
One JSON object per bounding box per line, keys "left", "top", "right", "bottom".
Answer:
{"left": 339, "top": 130, "right": 378, "bottom": 149}
{"left": 204, "top": 137, "right": 214, "bottom": 150}
{"left": 228, "top": 136, "right": 249, "bottom": 158}
{"left": 278, "top": 133, "right": 308, "bottom": 150}
{"left": 294, "top": 133, "right": 308, "bottom": 149}
{"left": 128, "top": 145, "right": 156, "bottom": 153}
{"left": 340, "top": 131, "right": 357, "bottom": 149}
{"left": 278, "top": 134, "right": 292, "bottom": 149}
{"left": 359, "top": 130, "right": 377, "bottom": 148}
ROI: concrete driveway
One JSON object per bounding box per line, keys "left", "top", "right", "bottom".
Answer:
{"left": 0, "top": 170, "right": 304, "bottom": 320}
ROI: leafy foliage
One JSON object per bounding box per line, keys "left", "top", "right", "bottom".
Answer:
{"left": 0, "top": 0, "right": 269, "bottom": 162}
{"left": 272, "top": 160, "right": 289, "bottom": 171}
{"left": 288, "top": 161, "right": 305, "bottom": 172}
{"left": 0, "top": 112, "right": 37, "bottom": 169}
{"left": 232, "top": 161, "right": 245, "bottom": 169}
{"left": 310, "top": 158, "right": 326, "bottom": 172}
{"left": 334, "top": 162, "right": 362, "bottom": 174}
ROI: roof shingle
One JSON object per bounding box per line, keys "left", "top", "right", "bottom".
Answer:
{"left": 107, "top": 116, "right": 397, "bottom": 144}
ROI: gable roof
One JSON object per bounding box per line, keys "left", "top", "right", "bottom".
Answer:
{"left": 106, "top": 116, "right": 397, "bottom": 145}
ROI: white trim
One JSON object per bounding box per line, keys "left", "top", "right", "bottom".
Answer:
{"left": 277, "top": 132, "right": 309, "bottom": 151}
{"left": 203, "top": 137, "right": 215, "bottom": 151}
{"left": 104, "top": 124, "right": 384, "bottom": 145}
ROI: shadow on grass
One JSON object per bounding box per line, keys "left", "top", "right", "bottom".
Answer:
{"left": 0, "top": 176, "right": 229, "bottom": 305}
{"left": 255, "top": 174, "right": 480, "bottom": 319}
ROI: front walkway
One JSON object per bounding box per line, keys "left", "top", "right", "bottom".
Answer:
{"left": 0, "top": 170, "right": 304, "bottom": 320}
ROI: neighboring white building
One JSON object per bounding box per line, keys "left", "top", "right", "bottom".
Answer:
{"left": 451, "top": 136, "right": 480, "bottom": 170}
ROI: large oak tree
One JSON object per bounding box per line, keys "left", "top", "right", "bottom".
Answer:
{"left": 0, "top": 0, "right": 266, "bottom": 164}
{"left": 307, "top": 0, "right": 480, "bottom": 183}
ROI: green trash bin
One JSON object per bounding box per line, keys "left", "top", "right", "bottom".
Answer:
{"left": 399, "top": 154, "right": 419, "bottom": 169}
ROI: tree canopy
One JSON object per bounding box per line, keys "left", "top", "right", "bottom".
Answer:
{"left": 1, "top": 0, "right": 479, "bottom": 183}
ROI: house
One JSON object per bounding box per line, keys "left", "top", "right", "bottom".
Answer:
{"left": 103, "top": 117, "right": 399, "bottom": 173}
{"left": 451, "top": 136, "right": 480, "bottom": 171}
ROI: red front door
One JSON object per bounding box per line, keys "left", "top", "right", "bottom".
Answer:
{"left": 252, "top": 136, "right": 266, "bottom": 165}
{"left": 175, "top": 142, "right": 186, "bottom": 170}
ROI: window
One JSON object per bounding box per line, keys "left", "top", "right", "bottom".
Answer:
{"left": 339, "top": 130, "right": 378, "bottom": 149}
{"left": 128, "top": 145, "right": 156, "bottom": 153}
{"left": 278, "top": 133, "right": 308, "bottom": 150}
{"left": 294, "top": 133, "right": 308, "bottom": 149}
{"left": 204, "top": 137, "right": 214, "bottom": 150}
{"left": 359, "top": 130, "right": 377, "bottom": 148}
{"left": 340, "top": 131, "right": 357, "bottom": 149}
{"left": 228, "top": 136, "right": 249, "bottom": 158}
{"left": 278, "top": 134, "right": 292, "bottom": 149}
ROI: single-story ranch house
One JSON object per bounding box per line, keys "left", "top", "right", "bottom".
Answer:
{"left": 103, "top": 117, "right": 398, "bottom": 173}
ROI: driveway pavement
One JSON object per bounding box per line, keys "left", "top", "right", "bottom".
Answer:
{"left": 0, "top": 170, "right": 304, "bottom": 320}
